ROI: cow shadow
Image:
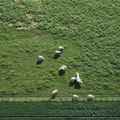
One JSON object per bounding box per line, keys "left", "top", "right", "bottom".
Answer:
{"left": 74, "top": 81, "right": 81, "bottom": 89}
{"left": 69, "top": 80, "right": 81, "bottom": 89}
{"left": 58, "top": 70, "right": 66, "bottom": 76}
{"left": 36, "top": 60, "right": 43, "bottom": 65}
{"left": 50, "top": 94, "right": 57, "bottom": 100}
{"left": 54, "top": 54, "right": 60, "bottom": 60}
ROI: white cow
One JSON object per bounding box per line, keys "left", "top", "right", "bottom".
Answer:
{"left": 58, "top": 46, "right": 64, "bottom": 51}
{"left": 59, "top": 65, "right": 67, "bottom": 71}
{"left": 87, "top": 94, "right": 95, "bottom": 100}
{"left": 71, "top": 77, "right": 76, "bottom": 82}
{"left": 38, "top": 55, "right": 44, "bottom": 62}
{"left": 55, "top": 50, "right": 61, "bottom": 54}
{"left": 76, "top": 72, "right": 82, "bottom": 84}
{"left": 52, "top": 89, "right": 58, "bottom": 95}
{"left": 72, "top": 95, "right": 79, "bottom": 100}
{"left": 51, "top": 89, "right": 58, "bottom": 99}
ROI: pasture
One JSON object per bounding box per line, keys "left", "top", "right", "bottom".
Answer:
{"left": 0, "top": 0, "right": 120, "bottom": 96}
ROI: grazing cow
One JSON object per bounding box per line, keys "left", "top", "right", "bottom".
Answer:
{"left": 51, "top": 89, "right": 58, "bottom": 99}
{"left": 69, "top": 72, "right": 83, "bottom": 89}
{"left": 58, "top": 46, "right": 64, "bottom": 51}
{"left": 59, "top": 65, "right": 67, "bottom": 76}
{"left": 87, "top": 94, "right": 95, "bottom": 101}
{"left": 55, "top": 50, "right": 62, "bottom": 54}
{"left": 36, "top": 55, "right": 44, "bottom": 64}
{"left": 54, "top": 50, "right": 62, "bottom": 59}
{"left": 52, "top": 89, "right": 58, "bottom": 95}
{"left": 72, "top": 95, "right": 79, "bottom": 101}
{"left": 71, "top": 77, "right": 76, "bottom": 82}
{"left": 76, "top": 72, "right": 82, "bottom": 84}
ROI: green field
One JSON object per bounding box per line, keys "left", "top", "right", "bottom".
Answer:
{"left": 0, "top": 101, "right": 120, "bottom": 120}
{"left": 0, "top": 0, "right": 120, "bottom": 96}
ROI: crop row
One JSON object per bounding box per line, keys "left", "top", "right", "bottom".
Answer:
{"left": 0, "top": 117, "right": 120, "bottom": 120}
{"left": 0, "top": 101, "right": 119, "bottom": 117}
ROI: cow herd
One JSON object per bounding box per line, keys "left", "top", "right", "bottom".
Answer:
{"left": 36, "top": 46, "right": 95, "bottom": 101}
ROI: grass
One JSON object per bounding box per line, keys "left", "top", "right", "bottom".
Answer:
{"left": 0, "top": 0, "right": 120, "bottom": 96}
{"left": 0, "top": 96, "right": 120, "bottom": 102}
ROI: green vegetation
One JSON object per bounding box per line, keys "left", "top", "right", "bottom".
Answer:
{"left": 0, "top": 101, "right": 120, "bottom": 120}
{"left": 0, "top": 0, "right": 120, "bottom": 95}
{"left": 0, "top": 96, "right": 120, "bottom": 102}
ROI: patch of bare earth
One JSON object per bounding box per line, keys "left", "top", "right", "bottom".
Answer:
{"left": 7, "top": 12, "right": 38, "bottom": 30}
{"left": 15, "top": 22, "right": 27, "bottom": 30}
{"left": 26, "top": 12, "right": 39, "bottom": 29}
{"left": 26, "top": 12, "right": 33, "bottom": 19}
{"left": 30, "top": 20, "right": 38, "bottom": 28}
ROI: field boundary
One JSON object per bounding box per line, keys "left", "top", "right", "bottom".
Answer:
{"left": 0, "top": 116, "right": 120, "bottom": 118}
{"left": 0, "top": 95, "right": 120, "bottom": 102}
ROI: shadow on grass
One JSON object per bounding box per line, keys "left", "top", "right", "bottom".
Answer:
{"left": 54, "top": 54, "right": 60, "bottom": 60}
{"left": 69, "top": 81, "right": 81, "bottom": 89}
{"left": 36, "top": 60, "right": 43, "bottom": 65}
{"left": 58, "top": 70, "right": 66, "bottom": 76}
